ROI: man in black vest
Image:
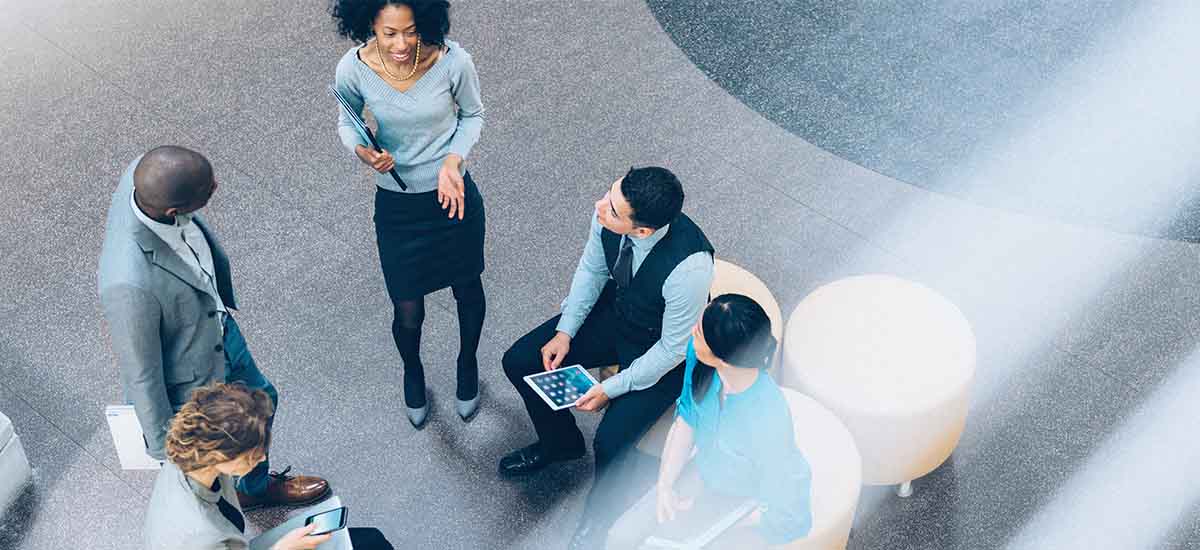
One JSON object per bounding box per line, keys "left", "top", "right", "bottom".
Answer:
{"left": 499, "top": 167, "right": 715, "bottom": 550}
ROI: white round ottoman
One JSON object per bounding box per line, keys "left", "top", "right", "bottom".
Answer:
{"left": 780, "top": 388, "right": 862, "bottom": 550}
{"left": 0, "top": 410, "right": 32, "bottom": 516}
{"left": 782, "top": 275, "right": 975, "bottom": 494}
{"left": 708, "top": 259, "right": 785, "bottom": 379}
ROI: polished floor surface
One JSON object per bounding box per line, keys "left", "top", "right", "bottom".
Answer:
{"left": 1, "top": 1, "right": 1198, "bottom": 549}
{"left": 648, "top": 0, "right": 1200, "bottom": 242}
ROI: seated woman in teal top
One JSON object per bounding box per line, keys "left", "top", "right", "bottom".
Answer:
{"left": 607, "top": 294, "right": 812, "bottom": 549}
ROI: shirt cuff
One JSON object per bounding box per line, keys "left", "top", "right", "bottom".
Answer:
{"left": 554, "top": 317, "right": 581, "bottom": 339}
{"left": 601, "top": 374, "right": 631, "bottom": 400}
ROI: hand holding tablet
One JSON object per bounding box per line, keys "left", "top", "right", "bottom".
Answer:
{"left": 574, "top": 384, "right": 610, "bottom": 412}
{"left": 523, "top": 365, "right": 599, "bottom": 411}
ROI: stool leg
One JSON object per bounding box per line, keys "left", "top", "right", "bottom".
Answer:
{"left": 896, "top": 481, "right": 913, "bottom": 498}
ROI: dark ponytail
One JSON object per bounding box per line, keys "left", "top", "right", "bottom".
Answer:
{"left": 692, "top": 294, "right": 777, "bottom": 403}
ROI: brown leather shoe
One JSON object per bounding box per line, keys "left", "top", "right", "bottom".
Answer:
{"left": 236, "top": 466, "right": 330, "bottom": 511}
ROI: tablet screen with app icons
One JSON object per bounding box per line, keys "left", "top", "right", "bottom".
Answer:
{"left": 523, "top": 365, "right": 599, "bottom": 411}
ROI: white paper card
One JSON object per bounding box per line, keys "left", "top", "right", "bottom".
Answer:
{"left": 104, "top": 405, "right": 162, "bottom": 470}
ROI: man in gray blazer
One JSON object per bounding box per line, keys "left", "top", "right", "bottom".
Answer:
{"left": 98, "top": 146, "right": 328, "bottom": 509}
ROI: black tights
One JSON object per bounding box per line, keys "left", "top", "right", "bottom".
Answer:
{"left": 390, "top": 276, "right": 486, "bottom": 407}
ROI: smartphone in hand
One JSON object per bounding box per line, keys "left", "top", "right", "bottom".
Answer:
{"left": 304, "top": 507, "right": 348, "bottom": 536}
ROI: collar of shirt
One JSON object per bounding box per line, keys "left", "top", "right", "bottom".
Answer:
{"left": 627, "top": 223, "right": 670, "bottom": 250}
{"left": 715, "top": 367, "right": 770, "bottom": 404}
{"left": 130, "top": 188, "right": 193, "bottom": 249}
{"left": 179, "top": 467, "right": 224, "bottom": 505}
{"left": 625, "top": 223, "right": 670, "bottom": 272}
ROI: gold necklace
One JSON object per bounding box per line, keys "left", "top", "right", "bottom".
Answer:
{"left": 377, "top": 40, "right": 421, "bottom": 81}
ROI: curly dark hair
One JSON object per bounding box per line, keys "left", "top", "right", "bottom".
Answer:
{"left": 620, "top": 166, "right": 685, "bottom": 230}
{"left": 331, "top": 0, "right": 451, "bottom": 45}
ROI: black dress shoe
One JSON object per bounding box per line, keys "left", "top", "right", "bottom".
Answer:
{"left": 498, "top": 443, "right": 584, "bottom": 476}
{"left": 567, "top": 517, "right": 604, "bottom": 550}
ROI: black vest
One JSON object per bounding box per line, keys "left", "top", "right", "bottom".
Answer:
{"left": 601, "top": 213, "right": 714, "bottom": 351}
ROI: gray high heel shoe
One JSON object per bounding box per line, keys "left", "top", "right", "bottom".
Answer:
{"left": 456, "top": 394, "right": 480, "bottom": 421}
{"left": 407, "top": 395, "right": 430, "bottom": 429}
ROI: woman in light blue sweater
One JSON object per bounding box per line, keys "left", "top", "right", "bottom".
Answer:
{"left": 331, "top": 0, "right": 486, "bottom": 428}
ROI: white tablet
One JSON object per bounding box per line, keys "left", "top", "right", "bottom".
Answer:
{"left": 523, "top": 365, "right": 599, "bottom": 411}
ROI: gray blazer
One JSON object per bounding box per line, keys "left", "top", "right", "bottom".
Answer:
{"left": 144, "top": 462, "right": 249, "bottom": 550}
{"left": 98, "top": 157, "right": 238, "bottom": 459}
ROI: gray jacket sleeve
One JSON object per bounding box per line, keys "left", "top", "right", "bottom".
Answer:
{"left": 101, "top": 284, "right": 172, "bottom": 460}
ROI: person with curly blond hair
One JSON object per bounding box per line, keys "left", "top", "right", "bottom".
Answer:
{"left": 143, "top": 383, "right": 394, "bottom": 550}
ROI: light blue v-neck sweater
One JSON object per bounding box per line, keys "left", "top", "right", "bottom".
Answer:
{"left": 334, "top": 39, "right": 484, "bottom": 193}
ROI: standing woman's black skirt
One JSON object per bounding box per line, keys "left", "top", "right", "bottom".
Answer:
{"left": 374, "top": 171, "right": 485, "bottom": 301}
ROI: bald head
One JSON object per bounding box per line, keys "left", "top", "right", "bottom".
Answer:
{"left": 133, "top": 146, "right": 216, "bottom": 216}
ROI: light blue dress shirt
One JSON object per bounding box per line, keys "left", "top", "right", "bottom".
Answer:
{"left": 556, "top": 212, "right": 713, "bottom": 399}
{"left": 676, "top": 340, "right": 813, "bottom": 544}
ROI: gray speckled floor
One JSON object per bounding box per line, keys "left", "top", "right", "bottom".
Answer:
{"left": 1, "top": 1, "right": 1198, "bottom": 549}
{"left": 646, "top": 0, "right": 1200, "bottom": 242}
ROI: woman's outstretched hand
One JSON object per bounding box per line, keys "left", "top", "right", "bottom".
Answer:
{"left": 438, "top": 154, "right": 466, "bottom": 219}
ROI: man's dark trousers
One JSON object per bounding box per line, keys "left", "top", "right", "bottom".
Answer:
{"left": 223, "top": 315, "right": 278, "bottom": 496}
{"left": 502, "top": 288, "right": 685, "bottom": 525}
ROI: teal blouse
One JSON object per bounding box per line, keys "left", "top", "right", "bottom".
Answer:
{"left": 676, "top": 339, "right": 813, "bottom": 544}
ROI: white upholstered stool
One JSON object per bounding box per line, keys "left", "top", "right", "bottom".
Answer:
{"left": 0, "top": 410, "right": 32, "bottom": 517}
{"left": 634, "top": 259, "right": 784, "bottom": 455}
{"left": 778, "top": 388, "right": 862, "bottom": 549}
{"left": 782, "top": 275, "right": 975, "bottom": 496}
{"left": 609, "top": 388, "right": 861, "bottom": 550}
